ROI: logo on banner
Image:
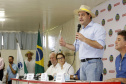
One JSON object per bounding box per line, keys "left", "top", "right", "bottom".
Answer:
{"left": 95, "top": 10, "right": 99, "bottom": 16}
{"left": 103, "top": 68, "right": 107, "bottom": 75}
{"left": 104, "top": 45, "right": 106, "bottom": 50}
{"left": 124, "top": 25, "right": 126, "bottom": 30}
{"left": 102, "top": 58, "right": 107, "bottom": 61}
{"left": 102, "top": 19, "right": 105, "bottom": 26}
{"left": 18, "top": 62, "right": 23, "bottom": 70}
{"left": 122, "top": 0, "right": 126, "bottom": 5}
{"left": 108, "top": 4, "right": 112, "bottom": 11}
{"left": 109, "top": 70, "right": 115, "bottom": 73}
{"left": 115, "top": 29, "right": 121, "bottom": 33}
{"left": 109, "top": 29, "right": 113, "bottom": 37}
{"left": 109, "top": 55, "right": 114, "bottom": 62}
{"left": 115, "top": 14, "right": 120, "bottom": 21}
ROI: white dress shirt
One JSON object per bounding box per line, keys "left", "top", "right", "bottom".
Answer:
{"left": 74, "top": 21, "right": 106, "bottom": 59}
{"left": 25, "top": 59, "right": 35, "bottom": 73}
{"left": 45, "top": 63, "right": 60, "bottom": 75}
{"left": 56, "top": 62, "right": 74, "bottom": 75}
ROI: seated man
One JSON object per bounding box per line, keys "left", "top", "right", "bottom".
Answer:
{"left": 45, "top": 52, "right": 59, "bottom": 76}
{"left": 104, "top": 30, "right": 126, "bottom": 84}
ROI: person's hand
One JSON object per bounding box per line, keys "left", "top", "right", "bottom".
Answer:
{"left": 9, "top": 63, "right": 12, "bottom": 68}
{"left": 76, "top": 32, "right": 86, "bottom": 42}
{"left": 59, "top": 37, "right": 66, "bottom": 47}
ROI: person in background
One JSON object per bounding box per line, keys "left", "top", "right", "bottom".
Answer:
{"left": 59, "top": 5, "right": 106, "bottom": 81}
{"left": 47, "top": 60, "right": 52, "bottom": 67}
{"left": 6, "top": 56, "right": 17, "bottom": 84}
{"left": 56, "top": 53, "right": 74, "bottom": 75}
{"left": 45, "top": 52, "right": 59, "bottom": 76}
{"left": 0, "top": 52, "right": 4, "bottom": 81}
{"left": 25, "top": 51, "right": 35, "bottom": 73}
{"left": 2, "top": 63, "right": 7, "bottom": 84}
{"left": 104, "top": 30, "right": 126, "bottom": 84}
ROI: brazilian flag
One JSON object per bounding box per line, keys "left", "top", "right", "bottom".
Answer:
{"left": 35, "top": 30, "right": 44, "bottom": 74}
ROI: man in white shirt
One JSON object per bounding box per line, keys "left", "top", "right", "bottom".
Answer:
{"left": 25, "top": 51, "right": 35, "bottom": 73}
{"left": 45, "top": 52, "right": 59, "bottom": 76}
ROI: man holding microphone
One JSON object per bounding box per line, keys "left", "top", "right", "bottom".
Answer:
{"left": 60, "top": 5, "right": 106, "bottom": 81}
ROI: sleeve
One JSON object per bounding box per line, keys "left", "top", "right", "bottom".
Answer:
{"left": 94, "top": 25, "right": 106, "bottom": 47}
{"left": 13, "top": 64, "right": 17, "bottom": 71}
{"left": 75, "top": 68, "right": 80, "bottom": 75}
{"left": 75, "top": 68, "right": 80, "bottom": 80}
{"left": 7, "top": 67, "right": 9, "bottom": 73}
{"left": 45, "top": 67, "right": 50, "bottom": 75}
{"left": 68, "top": 66, "right": 74, "bottom": 75}
{"left": 0, "top": 58, "right": 4, "bottom": 70}
{"left": 73, "top": 39, "right": 79, "bottom": 51}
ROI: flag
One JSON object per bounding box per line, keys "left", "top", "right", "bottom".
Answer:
{"left": 17, "top": 43, "right": 28, "bottom": 76}
{"left": 35, "top": 30, "right": 44, "bottom": 74}
{"left": 55, "top": 30, "right": 62, "bottom": 53}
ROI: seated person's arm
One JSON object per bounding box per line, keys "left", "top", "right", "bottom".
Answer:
{"left": 70, "top": 75, "right": 78, "bottom": 80}
{"left": 70, "top": 68, "right": 80, "bottom": 80}
{"left": 104, "top": 78, "right": 126, "bottom": 83}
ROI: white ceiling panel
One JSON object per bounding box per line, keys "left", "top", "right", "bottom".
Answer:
{"left": 0, "top": 0, "right": 108, "bottom": 32}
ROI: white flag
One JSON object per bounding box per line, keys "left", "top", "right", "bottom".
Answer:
{"left": 17, "top": 43, "right": 24, "bottom": 76}
{"left": 55, "top": 30, "right": 62, "bottom": 53}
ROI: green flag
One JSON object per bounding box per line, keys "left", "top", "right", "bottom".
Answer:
{"left": 35, "top": 30, "right": 44, "bottom": 74}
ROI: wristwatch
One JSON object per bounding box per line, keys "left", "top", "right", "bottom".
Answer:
{"left": 73, "top": 75, "right": 76, "bottom": 79}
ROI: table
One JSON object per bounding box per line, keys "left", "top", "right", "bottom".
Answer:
{"left": 11, "top": 78, "right": 121, "bottom": 84}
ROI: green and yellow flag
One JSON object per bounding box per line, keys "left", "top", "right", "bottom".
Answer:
{"left": 35, "top": 30, "right": 44, "bottom": 74}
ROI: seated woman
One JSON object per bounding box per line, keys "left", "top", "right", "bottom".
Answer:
{"left": 56, "top": 53, "right": 74, "bottom": 75}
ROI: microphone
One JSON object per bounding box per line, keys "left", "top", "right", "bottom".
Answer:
{"left": 77, "top": 24, "right": 81, "bottom": 32}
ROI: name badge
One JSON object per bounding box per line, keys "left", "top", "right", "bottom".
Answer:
{"left": 41, "top": 73, "right": 48, "bottom": 81}
{"left": 26, "top": 73, "right": 34, "bottom": 80}
{"left": 56, "top": 73, "right": 65, "bottom": 82}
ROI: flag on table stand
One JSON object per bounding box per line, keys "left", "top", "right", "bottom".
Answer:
{"left": 35, "top": 30, "right": 44, "bottom": 74}
{"left": 55, "top": 30, "right": 62, "bottom": 53}
{"left": 17, "top": 42, "right": 28, "bottom": 76}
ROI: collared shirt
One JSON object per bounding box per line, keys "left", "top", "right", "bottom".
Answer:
{"left": 115, "top": 53, "right": 126, "bottom": 78}
{"left": 56, "top": 62, "right": 74, "bottom": 75}
{"left": 45, "top": 63, "right": 60, "bottom": 75}
{"left": 7, "top": 63, "right": 17, "bottom": 81}
{"left": 25, "top": 59, "right": 35, "bottom": 73}
{"left": 74, "top": 21, "right": 106, "bottom": 59}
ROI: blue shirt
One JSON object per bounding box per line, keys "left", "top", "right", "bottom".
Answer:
{"left": 115, "top": 53, "right": 126, "bottom": 78}
{"left": 75, "top": 68, "right": 80, "bottom": 80}
{"left": 74, "top": 21, "right": 106, "bottom": 59}
{"left": 7, "top": 63, "right": 17, "bottom": 81}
